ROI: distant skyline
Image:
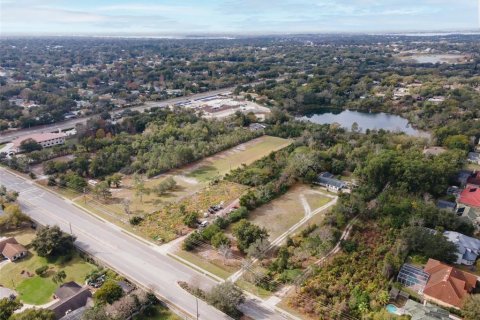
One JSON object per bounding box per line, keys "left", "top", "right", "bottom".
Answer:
{"left": 0, "top": 0, "right": 479, "bottom": 36}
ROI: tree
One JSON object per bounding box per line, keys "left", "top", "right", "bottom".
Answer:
{"left": 82, "top": 305, "right": 109, "bottom": 320}
{"left": 463, "top": 294, "right": 480, "bottom": 320}
{"left": 10, "top": 308, "right": 55, "bottom": 320}
{"left": 0, "top": 298, "right": 22, "bottom": 320}
{"left": 94, "top": 279, "right": 123, "bottom": 304}
{"left": 122, "top": 199, "right": 131, "bottom": 215}
{"left": 443, "top": 134, "right": 469, "bottom": 150}
{"left": 53, "top": 270, "right": 67, "bottom": 284}
{"left": 133, "top": 174, "right": 149, "bottom": 203}
{"left": 232, "top": 219, "right": 268, "bottom": 253}
{"left": 65, "top": 173, "right": 87, "bottom": 191}
{"left": 246, "top": 238, "right": 271, "bottom": 259}
{"left": 19, "top": 138, "right": 42, "bottom": 153}
{"left": 211, "top": 232, "right": 231, "bottom": 248}
{"left": 0, "top": 204, "right": 30, "bottom": 232}
{"left": 152, "top": 177, "right": 176, "bottom": 196}
{"left": 218, "top": 243, "right": 232, "bottom": 265}
{"left": 183, "top": 212, "right": 198, "bottom": 228}
{"left": 206, "top": 282, "right": 245, "bottom": 318}
{"left": 31, "top": 225, "right": 76, "bottom": 257}
{"left": 107, "top": 173, "right": 122, "bottom": 188}
{"left": 93, "top": 181, "right": 111, "bottom": 200}
{"left": 402, "top": 227, "right": 457, "bottom": 263}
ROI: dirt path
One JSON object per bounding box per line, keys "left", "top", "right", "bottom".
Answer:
{"left": 228, "top": 194, "right": 338, "bottom": 283}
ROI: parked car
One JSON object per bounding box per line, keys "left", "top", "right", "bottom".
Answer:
{"left": 199, "top": 221, "right": 209, "bottom": 229}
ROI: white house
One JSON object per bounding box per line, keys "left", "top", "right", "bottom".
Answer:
{"left": 444, "top": 231, "right": 480, "bottom": 266}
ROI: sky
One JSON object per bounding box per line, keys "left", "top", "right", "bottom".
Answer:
{"left": 0, "top": 0, "right": 479, "bottom": 36}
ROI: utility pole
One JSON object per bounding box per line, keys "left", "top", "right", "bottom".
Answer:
{"left": 69, "top": 222, "right": 73, "bottom": 235}
{"left": 196, "top": 297, "right": 199, "bottom": 320}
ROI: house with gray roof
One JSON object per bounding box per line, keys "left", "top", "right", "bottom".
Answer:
{"left": 315, "top": 172, "right": 348, "bottom": 193}
{"left": 444, "top": 231, "right": 480, "bottom": 265}
{"left": 49, "top": 283, "right": 92, "bottom": 320}
{"left": 403, "top": 299, "right": 450, "bottom": 320}
{"left": 436, "top": 200, "right": 456, "bottom": 212}
{"left": 467, "top": 152, "right": 480, "bottom": 165}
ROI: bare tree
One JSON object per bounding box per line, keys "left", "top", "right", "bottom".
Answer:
{"left": 122, "top": 199, "right": 131, "bottom": 215}
{"left": 246, "top": 238, "right": 271, "bottom": 260}
{"left": 133, "top": 174, "right": 149, "bottom": 203}
{"left": 219, "top": 243, "right": 232, "bottom": 266}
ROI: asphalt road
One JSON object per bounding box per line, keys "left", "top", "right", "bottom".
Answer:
{"left": 0, "top": 167, "right": 287, "bottom": 320}
{"left": 0, "top": 86, "right": 235, "bottom": 144}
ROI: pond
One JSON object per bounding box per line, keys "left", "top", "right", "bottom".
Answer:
{"left": 297, "top": 109, "right": 430, "bottom": 137}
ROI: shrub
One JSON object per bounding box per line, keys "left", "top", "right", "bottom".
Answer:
{"left": 214, "top": 217, "right": 229, "bottom": 229}
{"left": 183, "top": 231, "right": 203, "bottom": 251}
{"left": 227, "top": 206, "right": 248, "bottom": 223}
{"left": 129, "top": 216, "right": 143, "bottom": 225}
{"left": 211, "top": 232, "right": 231, "bottom": 248}
{"left": 35, "top": 265, "right": 48, "bottom": 276}
{"left": 183, "top": 212, "right": 198, "bottom": 228}
{"left": 201, "top": 224, "right": 221, "bottom": 241}
{"left": 94, "top": 280, "right": 123, "bottom": 304}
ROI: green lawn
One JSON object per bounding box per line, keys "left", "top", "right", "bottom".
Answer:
{"left": 16, "top": 276, "right": 57, "bottom": 305}
{"left": 133, "top": 305, "right": 181, "bottom": 320}
{"left": 187, "top": 136, "right": 292, "bottom": 181}
{"left": 0, "top": 229, "right": 97, "bottom": 305}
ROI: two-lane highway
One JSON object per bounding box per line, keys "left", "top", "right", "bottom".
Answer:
{"left": 0, "top": 167, "right": 286, "bottom": 320}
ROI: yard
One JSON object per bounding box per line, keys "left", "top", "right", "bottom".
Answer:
{"left": 0, "top": 228, "right": 97, "bottom": 305}
{"left": 247, "top": 184, "right": 334, "bottom": 240}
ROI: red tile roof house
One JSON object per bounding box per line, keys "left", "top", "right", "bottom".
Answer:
{"left": 11, "top": 132, "right": 67, "bottom": 153}
{"left": 0, "top": 237, "right": 28, "bottom": 262}
{"left": 422, "top": 259, "right": 477, "bottom": 309}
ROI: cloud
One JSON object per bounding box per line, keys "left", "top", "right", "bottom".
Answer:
{"left": 0, "top": 0, "right": 477, "bottom": 34}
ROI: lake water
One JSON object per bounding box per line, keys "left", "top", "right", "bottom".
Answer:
{"left": 298, "top": 109, "right": 430, "bottom": 137}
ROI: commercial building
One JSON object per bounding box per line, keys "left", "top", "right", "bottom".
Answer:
{"left": 11, "top": 132, "right": 67, "bottom": 153}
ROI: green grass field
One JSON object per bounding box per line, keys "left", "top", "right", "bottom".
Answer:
{"left": 187, "top": 136, "right": 292, "bottom": 181}
{"left": 0, "top": 229, "right": 97, "bottom": 305}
